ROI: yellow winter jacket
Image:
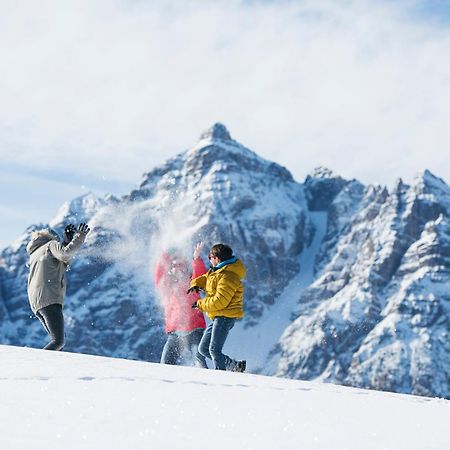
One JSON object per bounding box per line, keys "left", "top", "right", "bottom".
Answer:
{"left": 190, "top": 258, "right": 246, "bottom": 320}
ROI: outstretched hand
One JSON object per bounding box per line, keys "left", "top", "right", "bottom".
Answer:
{"left": 187, "top": 286, "right": 200, "bottom": 295}
{"left": 77, "top": 222, "right": 90, "bottom": 235}
{"left": 63, "top": 224, "right": 76, "bottom": 244}
{"left": 193, "top": 241, "right": 204, "bottom": 259}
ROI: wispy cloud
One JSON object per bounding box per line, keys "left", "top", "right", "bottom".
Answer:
{"left": 1, "top": 0, "right": 450, "bottom": 246}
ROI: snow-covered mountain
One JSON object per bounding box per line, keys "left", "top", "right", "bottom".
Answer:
{"left": 274, "top": 170, "right": 450, "bottom": 398}
{"left": 1, "top": 123, "right": 449, "bottom": 399}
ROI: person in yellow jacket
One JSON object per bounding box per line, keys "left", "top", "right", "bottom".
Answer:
{"left": 188, "top": 243, "right": 246, "bottom": 372}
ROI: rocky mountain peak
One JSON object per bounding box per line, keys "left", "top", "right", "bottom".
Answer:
{"left": 131, "top": 124, "right": 294, "bottom": 201}
{"left": 309, "top": 166, "right": 338, "bottom": 179}
{"left": 412, "top": 169, "right": 450, "bottom": 197}
{"left": 49, "top": 192, "right": 104, "bottom": 228}
{"left": 392, "top": 177, "right": 409, "bottom": 194}
{"left": 304, "top": 167, "right": 347, "bottom": 211}
{"left": 198, "top": 123, "right": 232, "bottom": 142}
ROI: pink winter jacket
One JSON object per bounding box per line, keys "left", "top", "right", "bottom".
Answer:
{"left": 154, "top": 254, "right": 207, "bottom": 333}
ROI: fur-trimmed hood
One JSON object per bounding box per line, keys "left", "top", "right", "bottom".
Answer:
{"left": 26, "top": 229, "right": 59, "bottom": 255}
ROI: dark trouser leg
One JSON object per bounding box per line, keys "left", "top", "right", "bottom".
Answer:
{"left": 160, "top": 333, "right": 183, "bottom": 365}
{"left": 199, "top": 317, "right": 236, "bottom": 370}
{"left": 186, "top": 328, "right": 207, "bottom": 368}
{"left": 36, "top": 311, "right": 50, "bottom": 334}
{"left": 36, "top": 304, "right": 65, "bottom": 351}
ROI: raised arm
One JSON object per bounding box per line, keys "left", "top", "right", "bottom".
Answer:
{"left": 192, "top": 257, "right": 207, "bottom": 279}
{"left": 154, "top": 252, "right": 170, "bottom": 288}
{"left": 48, "top": 223, "right": 90, "bottom": 264}
{"left": 191, "top": 241, "right": 207, "bottom": 279}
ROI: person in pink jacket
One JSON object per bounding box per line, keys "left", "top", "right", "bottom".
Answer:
{"left": 154, "top": 242, "right": 208, "bottom": 367}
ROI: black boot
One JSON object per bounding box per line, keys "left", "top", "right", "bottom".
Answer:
{"left": 232, "top": 360, "right": 246, "bottom": 373}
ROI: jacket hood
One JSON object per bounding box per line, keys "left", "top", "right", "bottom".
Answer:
{"left": 215, "top": 258, "right": 246, "bottom": 280}
{"left": 26, "top": 230, "right": 59, "bottom": 255}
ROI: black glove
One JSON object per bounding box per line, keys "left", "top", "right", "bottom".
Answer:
{"left": 191, "top": 301, "right": 198, "bottom": 309}
{"left": 63, "top": 224, "right": 76, "bottom": 244}
{"left": 187, "top": 286, "right": 200, "bottom": 294}
{"left": 77, "top": 222, "right": 90, "bottom": 235}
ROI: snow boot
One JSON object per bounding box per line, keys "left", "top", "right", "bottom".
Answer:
{"left": 233, "top": 360, "right": 246, "bottom": 373}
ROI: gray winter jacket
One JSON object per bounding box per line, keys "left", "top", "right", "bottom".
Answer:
{"left": 26, "top": 231, "right": 86, "bottom": 314}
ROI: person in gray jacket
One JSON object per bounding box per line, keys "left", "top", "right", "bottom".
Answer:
{"left": 26, "top": 223, "right": 90, "bottom": 350}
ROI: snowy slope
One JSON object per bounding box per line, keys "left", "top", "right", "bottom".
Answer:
{"left": 1, "top": 345, "right": 449, "bottom": 450}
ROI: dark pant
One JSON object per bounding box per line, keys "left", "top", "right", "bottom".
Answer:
{"left": 36, "top": 304, "right": 65, "bottom": 351}
{"left": 161, "top": 328, "right": 207, "bottom": 368}
{"left": 198, "top": 317, "right": 236, "bottom": 370}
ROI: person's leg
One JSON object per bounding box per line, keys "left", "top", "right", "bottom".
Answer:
{"left": 197, "top": 322, "right": 213, "bottom": 364}
{"left": 187, "top": 328, "right": 208, "bottom": 368}
{"left": 160, "top": 333, "right": 183, "bottom": 365}
{"left": 209, "top": 317, "right": 236, "bottom": 370}
{"left": 36, "top": 309, "right": 50, "bottom": 334}
{"left": 37, "top": 304, "right": 65, "bottom": 351}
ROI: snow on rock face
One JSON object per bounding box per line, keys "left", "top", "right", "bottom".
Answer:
{"left": 314, "top": 178, "right": 366, "bottom": 276}
{"left": 275, "top": 170, "right": 450, "bottom": 398}
{"left": 347, "top": 214, "right": 450, "bottom": 398}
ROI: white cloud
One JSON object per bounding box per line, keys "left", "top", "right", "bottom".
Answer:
{"left": 1, "top": 0, "right": 450, "bottom": 202}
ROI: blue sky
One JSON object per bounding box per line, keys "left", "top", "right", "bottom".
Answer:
{"left": 1, "top": 0, "right": 450, "bottom": 249}
{"left": 413, "top": 0, "right": 450, "bottom": 22}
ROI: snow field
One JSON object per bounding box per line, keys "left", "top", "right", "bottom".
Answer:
{"left": 1, "top": 345, "right": 449, "bottom": 450}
